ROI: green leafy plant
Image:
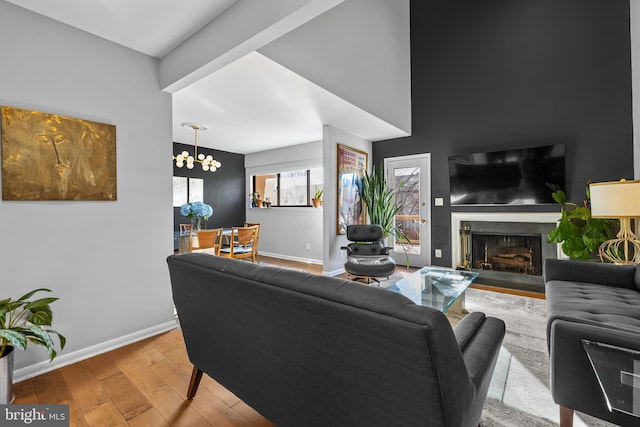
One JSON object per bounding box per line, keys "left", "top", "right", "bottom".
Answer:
{"left": 361, "top": 163, "right": 411, "bottom": 264}
{"left": 313, "top": 186, "right": 323, "bottom": 200}
{"left": 546, "top": 185, "right": 618, "bottom": 260}
{"left": 0, "top": 288, "right": 66, "bottom": 361}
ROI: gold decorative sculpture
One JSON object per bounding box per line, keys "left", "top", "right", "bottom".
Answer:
{"left": 1, "top": 106, "right": 116, "bottom": 200}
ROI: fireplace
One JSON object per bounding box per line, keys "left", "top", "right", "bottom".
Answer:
{"left": 471, "top": 232, "right": 541, "bottom": 275}
{"left": 451, "top": 212, "right": 561, "bottom": 292}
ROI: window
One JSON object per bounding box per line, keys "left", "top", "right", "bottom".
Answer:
{"left": 252, "top": 168, "right": 323, "bottom": 207}
{"left": 173, "top": 177, "right": 203, "bottom": 207}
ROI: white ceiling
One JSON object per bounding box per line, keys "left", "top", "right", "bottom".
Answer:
{"left": 6, "top": 0, "right": 405, "bottom": 154}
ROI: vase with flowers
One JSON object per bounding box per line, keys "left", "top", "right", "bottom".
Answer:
{"left": 180, "top": 201, "right": 214, "bottom": 232}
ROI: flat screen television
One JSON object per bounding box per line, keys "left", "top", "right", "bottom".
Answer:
{"left": 448, "top": 144, "right": 565, "bottom": 205}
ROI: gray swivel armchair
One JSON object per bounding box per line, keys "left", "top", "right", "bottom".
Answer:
{"left": 341, "top": 224, "right": 396, "bottom": 284}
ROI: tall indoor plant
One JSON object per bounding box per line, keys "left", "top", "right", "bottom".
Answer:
{"left": 547, "top": 184, "right": 618, "bottom": 260}
{"left": 361, "top": 163, "right": 411, "bottom": 264}
{"left": 0, "top": 288, "right": 66, "bottom": 404}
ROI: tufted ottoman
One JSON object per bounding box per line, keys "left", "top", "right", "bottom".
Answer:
{"left": 545, "top": 258, "right": 640, "bottom": 427}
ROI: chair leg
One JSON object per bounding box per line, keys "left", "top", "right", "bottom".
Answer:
{"left": 187, "top": 366, "right": 203, "bottom": 399}
{"left": 559, "top": 406, "right": 574, "bottom": 427}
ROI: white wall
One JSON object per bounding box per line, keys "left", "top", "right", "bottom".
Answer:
{"left": 245, "top": 141, "right": 324, "bottom": 263}
{"left": 322, "top": 125, "right": 371, "bottom": 275}
{"left": 259, "top": 0, "right": 411, "bottom": 135}
{"left": 0, "top": 2, "right": 175, "bottom": 379}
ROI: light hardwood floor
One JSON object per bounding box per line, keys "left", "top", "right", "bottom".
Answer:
{"left": 13, "top": 255, "right": 541, "bottom": 426}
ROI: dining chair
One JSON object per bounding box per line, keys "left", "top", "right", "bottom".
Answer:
{"left": 244, "top": 222, "right": 261, "bottom": 262}
{"left": 219, "top": 225, "right": 259, "bottom": 262}
{"left": 189, "top": 228, "right": 223, "bottom": 255}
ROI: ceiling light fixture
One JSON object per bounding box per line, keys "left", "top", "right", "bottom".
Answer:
{"left": 173, "top": 123, "right": 221, "bottom": 172}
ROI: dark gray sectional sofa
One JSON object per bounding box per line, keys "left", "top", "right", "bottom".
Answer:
{"left": 167, "top": 253, "right": 505, "bottom": 427}
{"left": 545, "top": 258, "right": 640, "bottom": 426}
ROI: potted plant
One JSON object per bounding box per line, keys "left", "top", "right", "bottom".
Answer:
{"left": 547, "top": 184, "right": 618, "bottom": 260}
{"left": 312, "top": 186, "right": 323, "bottom": 208}
{"left": 361, "top": 163, "right": 411, "bottom": 265}
{"left": 0, "top": 288, "right": 66, "bottom": 404}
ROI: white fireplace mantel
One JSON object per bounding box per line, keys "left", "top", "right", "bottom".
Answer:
{"left": 450, "top": 211, "right": 563, "bottom": 268}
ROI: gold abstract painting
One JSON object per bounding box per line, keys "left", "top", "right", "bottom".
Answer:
{"left": 1, "top": 106, "right": 116, "bottom": 200}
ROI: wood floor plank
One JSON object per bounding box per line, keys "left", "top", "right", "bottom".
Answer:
{"left": 82, "top": 351, "right": 121, "bottom": 381}
{"left": 31, "top": 370, "right": 74, "bottom": 404}
{"left": 231, "top": 400, "right": 275, "bottom": 427}
{"left": 12, "top": 379, "right": 38, "bottom": 404}
{"left": 112, "top": 339, "right": 214, "bottom": 426}
{"left": 127, "top": 407, "right": 171, "bottom": 427}
{"left": 100, "top": 372, "right": 153, "bottom": 420}
{"left": 68, "top": 404, "right": 91, "bottom": 427}
{"left": 59, "top": 362, "right": 111, "bottom": 411}
{"left": 144, "top": 332, "right": 177, "bottom": 354}
{"left": 186, "top": 387, "right": 253, "bottom": 427}
{"left": 199, "top": 375, "right": 242, "bottom": 407}
{"left": 81, "top": 402, "right": 128, "bottom": 427}
{"left": 162, "top": 346, "right": 193, "bottom": 375}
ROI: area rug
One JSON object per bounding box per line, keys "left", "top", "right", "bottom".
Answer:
{"left": 465, "top": 288, "right": 617, "bottom": 427}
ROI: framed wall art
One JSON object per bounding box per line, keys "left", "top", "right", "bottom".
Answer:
{"left": 337, "top": 144, "right": 368, "bottom": 234}
{"left": 1, "top": 105, "right": 117, "bottom": 200}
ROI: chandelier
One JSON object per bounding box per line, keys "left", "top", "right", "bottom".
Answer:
{"left": 173, "top": 123, "right": 222, "bottom": 172}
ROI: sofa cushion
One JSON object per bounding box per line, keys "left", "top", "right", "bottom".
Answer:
{"left": 546, "top": 280, "right": 640, "bottom": 338}
{"left": 544, "top": 259, "right": 638, "bottom": 291}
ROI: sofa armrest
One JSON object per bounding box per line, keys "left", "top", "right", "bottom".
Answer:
{"left": 452, "top": 311, "right": 505, "bottom": 425}
{"left": 454, "top": 311, "right": 487, "bottom": 349}
{"left": 544, "top": 259, "right": 638, "bottom": 290}
{"left": 454, "top": 313, "right": 505, "bottom": 377}
{"left": 549, "top": 319, "right": 640, "bottom": 426}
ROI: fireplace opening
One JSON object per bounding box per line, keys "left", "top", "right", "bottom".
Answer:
{"left": 471, "top": 233, "right": 542, "bottom": 277}
{"left": 455, "top": 218, "right": 559, "bottom": 293}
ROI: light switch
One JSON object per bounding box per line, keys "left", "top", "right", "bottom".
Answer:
{"left": 434, "top": 197, "right": 444, "bottom": 206}
{"left": 435, "top": 249, "right": 442, "bottom": 258}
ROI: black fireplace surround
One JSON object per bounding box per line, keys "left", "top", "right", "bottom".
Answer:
{"left": 461, "top": 221, "right": 557, "bottom": 292}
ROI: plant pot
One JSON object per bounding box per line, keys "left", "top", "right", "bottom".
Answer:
{"left": 0, "top": 346, "right": 15, "bottom": 404}
{"left": 256, "top": 200, "right": 263, "bottom": 208}
{"left": 312, "top": 198, "right": 322, "bottom": 208}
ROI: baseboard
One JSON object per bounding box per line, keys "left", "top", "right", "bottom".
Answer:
{"left": 13, "top": 320, "right": 178, "bottom": 383}
{"left": 259, "top": 251, "right": 322, "bottom": 265}
{"left": 324, "top": 268, "right": 345, "bottom": 277}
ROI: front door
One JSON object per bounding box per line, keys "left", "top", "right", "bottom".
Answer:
{"left": 385, "top": 154, "right": 431, "bottom": 267}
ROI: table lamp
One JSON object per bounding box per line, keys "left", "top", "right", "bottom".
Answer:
{"left": 589, "top": 179, "right": 640, "bottom": 264}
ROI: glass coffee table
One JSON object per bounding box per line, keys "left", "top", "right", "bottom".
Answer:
{"left": 384, "top": 267, "right": 479, "bottom": 315}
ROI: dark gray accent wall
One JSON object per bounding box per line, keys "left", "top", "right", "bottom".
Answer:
{"left": 373, "top": 0, "right": 633, "bottom": 267}
{"left": 173, "top": 142, "right": 245, "bottom": 231}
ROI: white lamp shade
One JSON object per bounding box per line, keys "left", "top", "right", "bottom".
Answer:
{"left": 590, "top": 179, "right": 640, "bottom": 218}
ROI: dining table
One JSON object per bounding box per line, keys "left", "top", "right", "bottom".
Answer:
{"left": 175, "top": 228, "right": 234, "bottom": 254}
